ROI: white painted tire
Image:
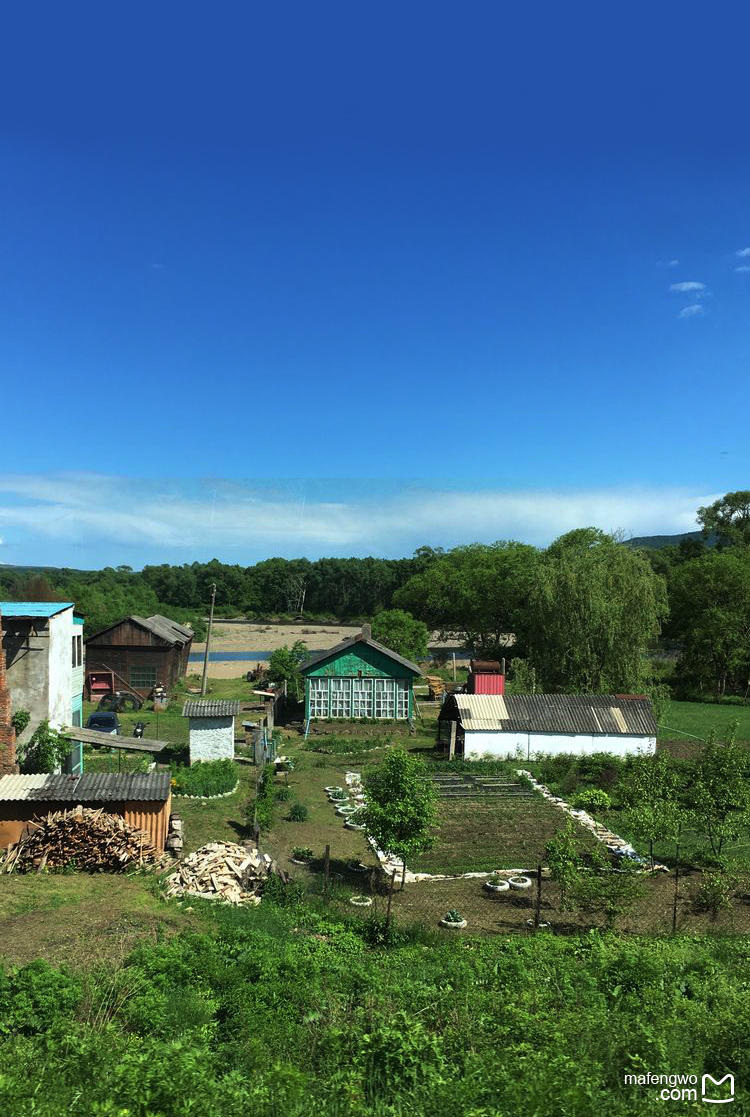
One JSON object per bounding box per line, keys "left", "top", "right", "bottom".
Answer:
{"left": 349, "top": 895, "right": 372, "bottom": 907}
{"left": 439, "top": 918, "right": 467, "bottom": 929}
{"left": 345, "top": 822, "right": 366, "bottom": 831}
{"left": 336, "top": 806, "right": 357, "bottom": 816}
{"left": 484, "top": 880, "right": 510, "bottom": 893}
{"left": 509, "top": 875, "right": 533, "bottom": 890}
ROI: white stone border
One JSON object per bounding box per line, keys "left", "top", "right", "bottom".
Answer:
{"left": 174, "top": 780, "right": 240, "bottom": 801}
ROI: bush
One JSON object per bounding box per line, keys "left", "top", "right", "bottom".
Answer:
{"left": 291, "top": 846, "right": 313, "bottom": 861}
{"left": 171, "top": 758, "right": 237, "bottom": 797}
{"left": 571, "top": 789, "right": 612, "bottom": 813}
{"left": 287, "top": 803, "right": 309, "bottom": 822}
{"left": 274, "top": 786, "right": 292, "bottom": 802}
{"left": 693, "top": 870, "right": 737, "bottom": 919}
{"left": 262, "top": 874, "right": 306, "bottom": 907}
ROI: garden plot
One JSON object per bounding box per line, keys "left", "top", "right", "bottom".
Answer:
{"left": 427, "top": 773, "right": 534, "bottom": 799}
{"left": 412, "top": 793, "right": 597, "bottom": 875}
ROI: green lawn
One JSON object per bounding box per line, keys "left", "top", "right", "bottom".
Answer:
{"left": 658, "top": 700, "right": 750, "bottom": 743}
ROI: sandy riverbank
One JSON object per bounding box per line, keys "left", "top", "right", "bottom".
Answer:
{"left": 188, "top": 621, "right": 473, "bottom": 679}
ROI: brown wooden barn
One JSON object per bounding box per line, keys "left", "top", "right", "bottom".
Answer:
{"left": 0, "top": 771, "right": 172, "bottom": 852}
{"left": 84, "top": 614, "right": 193, "bottom": 699}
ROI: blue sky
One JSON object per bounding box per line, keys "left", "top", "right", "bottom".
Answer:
{"left": 1, "top": 3, "right": 748, "bottom": 568}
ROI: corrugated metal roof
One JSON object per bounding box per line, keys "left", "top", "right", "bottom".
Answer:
{"left": 0, "top": 772, "right": 170, "bottom": 802}
{"left": 182, "top": 700, "right": 241, "bottom": 718}
{"left": 0, "top": 775, "right": 49, "bottom": 799}
{"left": 146, "top": 614, "right": 193, "bottom": 642}
{"left": 300, "top": 634, "right": 421, "bottom": 676}
{"left": 449, "top": 693, "right": 657, "bottom": 736}
{"left": 0, "top": 602, "right": 74, "bottom": 618}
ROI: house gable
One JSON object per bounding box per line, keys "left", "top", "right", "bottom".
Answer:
{"left": 302, "top": 639, "right": 419, "bottom": 680}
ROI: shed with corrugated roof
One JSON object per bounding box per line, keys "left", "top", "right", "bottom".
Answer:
{"left": 0, "top": 771, "right": 172, "bottom": 851}
{"left": 438, "top": 693, "right": 657, "bottom": 760}
{"left": 183, "top": 700, "right": 241, "bottom": 764}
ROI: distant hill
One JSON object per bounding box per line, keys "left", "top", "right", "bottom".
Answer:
{"left": 624, "top": 531, "right": 705, "bottom": 550}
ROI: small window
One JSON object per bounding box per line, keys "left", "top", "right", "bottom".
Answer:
{"left": 130, "top": 666, "right": 157, "bottom": 689}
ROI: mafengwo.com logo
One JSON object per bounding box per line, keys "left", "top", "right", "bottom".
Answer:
{"left": 624, "top": 1072, "right": 734, "bottom": 1104}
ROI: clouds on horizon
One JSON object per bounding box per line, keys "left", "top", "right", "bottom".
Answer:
{"left": 0, "top": 474, "right": 717, "bottom": 567}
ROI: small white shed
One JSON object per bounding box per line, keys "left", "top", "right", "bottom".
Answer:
{"left": 439, "top": 693, "right": 657, "bottom": 760}
{"left": 183, "top": 699, "right": 241, "bottom": 764}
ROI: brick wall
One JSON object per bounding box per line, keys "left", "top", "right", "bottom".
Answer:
{"left": 0, "top": 611, "right": 18, "bottom": 774}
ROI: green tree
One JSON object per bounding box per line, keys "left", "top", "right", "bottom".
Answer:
{"left": 393, "top": 541, "right": 537, "bottom": 659}
{"left": 669, "top": 549, "right": 750, "bottom": 698}
{"left": 19, "top": 720, "right": 72, "bottom": 774}
{"left": 522, "top": 528, "right": 668, "bottom": 692}
{"left": 545, "top": 819, "right": 583, "bottom": 911}
{"left": 268, "top": 641, "right": 308, "bottom": 701}
{"left": 620, "top": 753, "right": 684, "bottom": 868}
{"left": 370, "top": 609, "right": 429, "bottom": 664}
{"left": 689, "top": 724, "right": 750, "bottom": 859}
{"left": 361, "top": 749, "right": 438, "bottom": 885}
{"left": 568, "top": 844, "right": 646, "bottom": 929}
{"left": 697, "top": 490, "right": 750, "bottom": 548}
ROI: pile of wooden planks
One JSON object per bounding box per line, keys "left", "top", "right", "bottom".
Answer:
{"left": 425, "top": 675, "right": 447, "bottom": 700}
{"left": 2, "top": 806, "right": 156, "bottom": 873}
{"left": 164, "top": 841, "right": 277, "bottom": 905}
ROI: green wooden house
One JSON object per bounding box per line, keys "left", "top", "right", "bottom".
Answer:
{"left": 300, "top": 626, "right": 421, "bottom": 721}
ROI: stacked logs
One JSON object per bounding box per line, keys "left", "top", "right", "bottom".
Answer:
{"left": 2, "top": 806, "right": 156, "bottom": 873}
{"left": 164, "top": 841, "right": 278, "bottom": 905}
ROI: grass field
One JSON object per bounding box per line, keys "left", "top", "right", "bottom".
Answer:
{"left": 658, "top": 699, "right": 750, "bottom": 742}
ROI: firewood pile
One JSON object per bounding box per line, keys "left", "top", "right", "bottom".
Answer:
{"left": 425, "top": 675, "right": 447, "bottom": 700}
{"left": 164, "top": 841, "right": 279, "bottom": 905}
{"left": 2, "top": 807, "right": 156, "bottom": 873}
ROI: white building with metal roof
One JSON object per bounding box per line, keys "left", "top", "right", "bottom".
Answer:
{"left": 439, "top": 693, "right": 657, "bottom": 760}
{"left": 183, "top": 700, "right": 241, "bottom": 764}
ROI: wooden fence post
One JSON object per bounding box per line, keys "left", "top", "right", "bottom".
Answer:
{"left": 534, "top": 864, "right": 542, "bottom": 928}
{"left": 671, "top": 844, "right": 680, "bottom": 934}
{"left": 323, "top": 843, "right": 331, "bottom": 905}
{"left": 448, "top": 720, "right": 457, "bottom": 760}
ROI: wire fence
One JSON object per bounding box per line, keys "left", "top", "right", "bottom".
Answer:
{"left": 308, "top": 857, "right": 750, "bottom": 937}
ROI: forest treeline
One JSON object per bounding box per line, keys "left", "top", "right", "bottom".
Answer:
{"left": 1, "top": 490, "right": 748, "bottom": 700}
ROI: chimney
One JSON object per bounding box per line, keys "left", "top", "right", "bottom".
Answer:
{"left": 0, "top": 611, "right": 18, "bottom": 775}
{"left": 361, "top": 623, "right": 372, "bottom": 640}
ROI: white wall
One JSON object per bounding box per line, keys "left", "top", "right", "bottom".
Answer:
{"left": 463, "top": 729, "right": 656, "bottom": 760}
{"left": 47, "top": 608, "right": 74, "bottom": 729}
{"left": 189, "top": 717, "right": 235, "bottom": 763}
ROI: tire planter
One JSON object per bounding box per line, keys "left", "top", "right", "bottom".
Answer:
{"left": 345, "top": 822, "right": 366, "bottom": 831}
{"left": 290, "top": 858, "right": 311, "bottom": 866}
{"left": 336, "top": 806, "right": 357, "bottom": 816}
{"left": 439, "top": 918, "right": 467, "bottom": 930}
{"left": 325, "top": 786, "right": 343, "bottom": 794}
{"left": 484, "top": 879, "right": 510, "bottom": 893}
{"left": 349, "top": 895, "right": 373, "bottom": 907}
{"left": 509, "top": 875, "right": 533, "bottom": 890}
{"left": 348, "top": 861, "right": 369, "bottom": 873}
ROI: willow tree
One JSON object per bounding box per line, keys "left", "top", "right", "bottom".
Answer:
{"left": 521, "top": 528, "right": 668, "bottom": 693}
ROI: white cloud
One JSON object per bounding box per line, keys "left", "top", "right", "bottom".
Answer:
{"left": 657, "top": 259, "right": 680, "bottom": 268}
{"left": 0, "top": 474, "right": 720, "bottom": 559}
{"left": 736, "top": 265, "right": 750, "bottom": 273}
{"left": 736, "top": 247, "right": 750, "bottom": 257}
{"left": 670, "top": 281, "right": 706, "bottom": 293}
{"left": 679, "top": 305, "right": 706, "bottom": 319}
{"left": 669, "top": 259, "right": 679, "bottom": 267}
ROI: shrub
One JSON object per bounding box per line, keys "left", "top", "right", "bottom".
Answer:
{"left": 571, "top": 789, "right": 612, "bottom": 813}
{"left": 10, "top": 709, "right": 30, "bottom": 736}
{"left": 262, "top": 874, "right": 306, "bottom": 907}
{"left": 274, "top": 786, "right": 292, "bottom": 802}
{"left": 443, "top": 910, "right": 464, "bottom": 924}
{"left": 693, "top": 870, "right": 737, "bottom": 919}
{"left": 171, "top": 758, "right": 237, "bottom": 797}
{"left": 288, "top": 803, "right": 308, "bottom": 822}
{"left": 291, "top": 846, "right": 313, "bottom": 861}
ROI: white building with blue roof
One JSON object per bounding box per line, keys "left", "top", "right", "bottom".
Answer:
{"left": 0, "top": 602, "right": 84, "bottom": 748}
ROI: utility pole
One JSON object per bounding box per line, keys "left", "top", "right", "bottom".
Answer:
{"left": 201, "top": 583, "right": 217, "bottom": 697}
